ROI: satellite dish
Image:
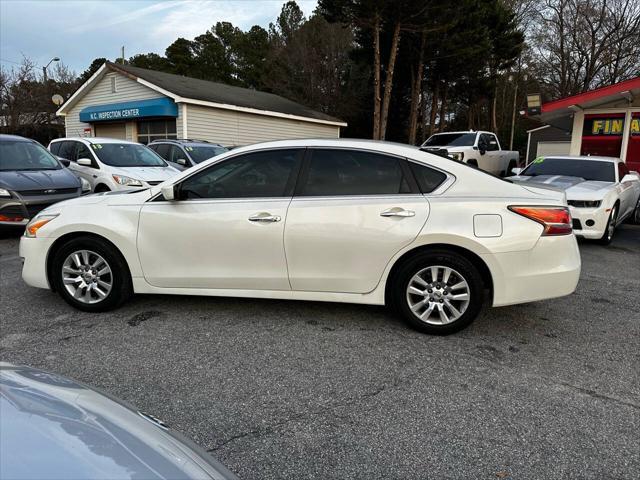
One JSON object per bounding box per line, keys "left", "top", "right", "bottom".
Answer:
{"left": 51, "top": 94, "right": 64, "bottom": 106}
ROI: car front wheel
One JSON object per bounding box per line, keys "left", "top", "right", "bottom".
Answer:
{"left": 391, "top": 250, "right": 484, "bottom": 335}
{"left": 52, "top": 236, "right": 132, "bottom": 312}
{"left": 598, "top": 205, "right": 618, "bottom": 245}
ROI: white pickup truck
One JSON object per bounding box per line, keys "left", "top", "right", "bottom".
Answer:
{"left": 421, "top": 131, "right": 519, "bottom": 176}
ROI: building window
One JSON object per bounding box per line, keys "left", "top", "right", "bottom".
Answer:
{"left": 137, "top": 119, "right": 177, "bottom": 144}
{"left": 581, "top": 113, "right": 625, "bottom": 158}
{"left": 110, "top": 76, "right": 117, "bottom": 93}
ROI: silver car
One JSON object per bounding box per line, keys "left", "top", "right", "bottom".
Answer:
{"left": 0, "top": 363, "right": 239, "bottom": 479}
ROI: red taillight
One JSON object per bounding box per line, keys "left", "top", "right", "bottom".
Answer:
{"left": 508, "top": 206, "right": 572, "bottom": 236}
{"left": 0, "top": 214, "right": 24, "bottom": 223}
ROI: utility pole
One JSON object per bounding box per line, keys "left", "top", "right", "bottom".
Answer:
{"left": 121, "top": 46, "right": 125, "bottom": 64}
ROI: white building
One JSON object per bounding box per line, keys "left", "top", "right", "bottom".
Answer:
{"left": 56, "top": 62, "right": 346, "bottom": 146}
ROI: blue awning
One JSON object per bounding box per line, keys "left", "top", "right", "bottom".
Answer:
{"left": 79, "top": 98, "right": 178, "bottom": 122}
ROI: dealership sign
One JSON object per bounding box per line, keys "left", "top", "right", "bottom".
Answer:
{"left": 79, "top": 98, "right": 178, "bottom": 122}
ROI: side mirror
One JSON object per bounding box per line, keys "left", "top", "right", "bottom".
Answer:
{"left": 176, "top": 158, "right": 187, "bottom": 166}
{"left": 58, "top": 157, "right": 71, "bottom": 167}
{"left": 511, "top": 167, "right": 523, "bottom": 175}
{"left": 621, "top": 173, "right": 638, "bottom": 183}
{"left": 160, "top": 184, "right": 176, "bottom": 201}
{"left": 77, "top": 157, "right": 92, "bottom": 166}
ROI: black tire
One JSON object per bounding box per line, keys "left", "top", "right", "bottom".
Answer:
{"left": 597, "top": 205, "right": 618, "bottom": 245}
{"left": 94, "top": 184, "right": 110, "bottom": 193}
{"left": 51, "top": 235, "right": 132, "bottom": 312}
{"left": 633, "top": 199, "right": 640, "bottom": 225}
{"left": 390, "top": 250, "right": 484, "bottom": 335}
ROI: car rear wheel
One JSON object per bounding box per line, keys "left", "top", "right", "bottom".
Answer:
{"left": 598, "top": 205, "right": 618, "bottom": 245}
{"left": 51, "top": 236, "right": 132, "bottom": 312}
{"left": 391, "top": 251, "right": 484, "bottom": 335}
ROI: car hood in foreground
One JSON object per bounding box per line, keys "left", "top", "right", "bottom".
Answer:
{"left": 0, "top": 168, "right": 80, "bottom": 191}
{"left": 510, "top": 175, "right": 612, "bottom": 199}
{"left": 110, "top": 166, "right": 180, "bottom": 182}
{"left": 0, "top": 364, "right": 238, "bottom": 480}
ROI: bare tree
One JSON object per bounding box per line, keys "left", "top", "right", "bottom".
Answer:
{"left": 533, "top": 0, "right": 640, "bottom": 98}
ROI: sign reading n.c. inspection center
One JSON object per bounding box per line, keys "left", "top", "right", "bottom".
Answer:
{"left": 79, "top": 98, "right": 178, "bottom": 123}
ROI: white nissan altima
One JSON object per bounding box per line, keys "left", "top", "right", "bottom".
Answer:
{"left": 20, "top": 139, "right": 581, "bottom": 334}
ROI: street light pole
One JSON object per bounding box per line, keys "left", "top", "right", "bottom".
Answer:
{"left": 42, "top": 57, "right": 60, "bottom": 83}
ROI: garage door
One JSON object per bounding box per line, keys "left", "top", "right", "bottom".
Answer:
{"left": 537, "top": 141, "right": 571, "bottom": 157}
{"left": 94, "top": 122, "right": 126, "bottom": 139}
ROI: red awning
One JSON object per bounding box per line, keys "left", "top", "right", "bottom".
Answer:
{"left": 541, "top": 77, "right": 640, "bottom": 120}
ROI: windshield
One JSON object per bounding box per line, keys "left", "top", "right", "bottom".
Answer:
{"left": 0, "top": 140, "right": 61, "bottom": 171}
{"left": 423, "top": 133, "right": 476, "bottom": 147}
{"left": 186, "top": 145, "right": 228, "bottom": 164}
{"left": 91, "top": 143, "right": 167, "bottom": 168}
{"left": 522, "top": 157, "right": 615, "bottom": 182}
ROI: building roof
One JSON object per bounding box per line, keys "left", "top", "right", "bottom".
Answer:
{"left": 541, "top": 77, "right": 640, "bottom": 119}
{"left": 58, "top": 62, "right": 346, "bottom": 127}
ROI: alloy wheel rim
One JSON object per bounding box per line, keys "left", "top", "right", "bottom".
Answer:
{"left": 61, "top": 250, "right": 113, "bottom": 304}
{"left": 406, "top": 265, "right": 471, "bottom": 325}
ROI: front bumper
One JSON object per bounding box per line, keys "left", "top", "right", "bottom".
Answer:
{"left": 569, "top": 206, "right": 609, "bottom": 239}
{"left": 19, "top": 236, "right": 56, "bottom": 289}
{"left": 482, "top": 234, "right": 581, "bottom": 307}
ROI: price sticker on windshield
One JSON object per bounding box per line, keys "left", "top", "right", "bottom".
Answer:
{"left": 91, "top": 144, "right": 103, "bottom": 150}
{"left": 533, "top": 156, "right": 544, "bottom": 164}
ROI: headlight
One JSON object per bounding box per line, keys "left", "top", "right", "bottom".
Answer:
{"left": 112, "top": 174, "right": 143, "bottom": 187}
{"left": 568, "top": 200, "right": 601, "bottom": 208}
{"left": 450, "top": 152, "right": 464, "bottom": 161}
{"left": 24, "top": 214, "right": 59, "bottom": 238}
{"left": 0, "top": 188, "right": 11, "bottom": 198}
{"left": 80, "top": 177, "right": 92, "bottom": 193}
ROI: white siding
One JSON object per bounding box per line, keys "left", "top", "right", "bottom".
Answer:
{"left": 63, "top": 72, "right": 164, "bottom": 138}
{"left": 185, "top": 104, "right": 340, "bottom": 146}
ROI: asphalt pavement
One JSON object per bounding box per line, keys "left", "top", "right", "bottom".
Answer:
{"left": 1, "top": 225, "right": 639, "bottom": 479}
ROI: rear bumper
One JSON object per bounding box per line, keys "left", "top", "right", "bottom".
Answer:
{"left": 19, "top": 236, "right": 55, "bottom": 289}
{"left": 482, "top": 234, "right": 581, "bottom": 307}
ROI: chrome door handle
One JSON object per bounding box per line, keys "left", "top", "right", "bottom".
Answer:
{"left": 248, "top": 213, "right": 281, "bottom": 223}
{"left": 380, "top": 208, "right": 415, "bottom": 218}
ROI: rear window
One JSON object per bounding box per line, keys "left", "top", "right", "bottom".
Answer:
{"left": 523, "top": 157, "right": 615, "bottom": 182}
{"left": 423, "top": 133, "right": 476, "bottom": 147}
{"left": 409, "top": 162, "right": 447, "bottom": 193}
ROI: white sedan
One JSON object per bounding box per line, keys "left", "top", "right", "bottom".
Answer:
{"left": 510, "top": 156, "right": 640, "bottom": 244}
{"left": 20, "top": 139, "right": 581, "bottom": 334}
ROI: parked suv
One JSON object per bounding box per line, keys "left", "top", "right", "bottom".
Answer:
{"left": 0, "top": 134, "right": 88, "bottom": 229}
{"left": 49, "top": 137, "right": 180, "bottom": 192}
{"left": 149, "top": 139, "right": 228, "bottom": 171}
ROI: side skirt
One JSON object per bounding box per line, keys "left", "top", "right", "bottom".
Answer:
{"left": 131, "top": 277, "right": 386, "bottom": 306}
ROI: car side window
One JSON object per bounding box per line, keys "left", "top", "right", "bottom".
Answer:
{"left": 57, "top": 141, "right": 76, "bottom": 161}
{"left": 152, "top": 144, "right": 170, "bottom": 160}
{"left": 76, "top": 143, "right": 93, "bottom": 162}
{"left": 480, "top": 134, "right": 499, "bottom": 151}
{"left": 179, "top": 149, "right": 303, "bottom": 199}
{"left": 168, "top": 145, "right": 187, "bottom": 165}
{"left": 298, "top": 149, "right": 411, "bottom": 196}
{"left": 409, "top": 162, "right": 448, "bottom": 193}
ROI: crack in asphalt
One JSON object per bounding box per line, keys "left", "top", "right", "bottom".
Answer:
{"left": 208, "top": 378, "right": 405, "bottom": 452}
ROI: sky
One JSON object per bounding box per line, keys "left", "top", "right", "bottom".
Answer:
{"left": 0, "top": 0, "right": 318, "bottom": 76}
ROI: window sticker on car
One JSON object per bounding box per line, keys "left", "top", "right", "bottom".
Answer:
{"left": 91, "top": 144, "right": 103, "bottom": 150}
{"left": 185, "top": 146, "right": 193, "bottom": 151}
{"left": 533, "top": 156, "right": 544, "bottom": 164}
